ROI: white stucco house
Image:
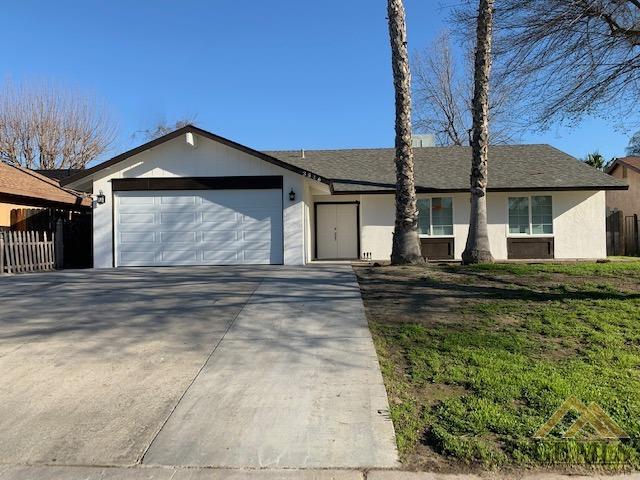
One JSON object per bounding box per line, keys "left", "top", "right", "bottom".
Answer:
{"left": 62, "top": 125, "right": 627, "bottom": 267}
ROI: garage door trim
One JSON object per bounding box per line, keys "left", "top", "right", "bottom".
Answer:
{"left": 112, "top": 176, "right": 283, "bottom": 191}
{"left": 110, "top": 176, "right": 284, "bottom": 267}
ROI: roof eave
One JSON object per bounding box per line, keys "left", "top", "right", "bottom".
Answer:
{"left": 331, "top": 185, "right": 629, "bottom": 195}
{"left": 0, "top": 192, "right": 91, "bottom": 209}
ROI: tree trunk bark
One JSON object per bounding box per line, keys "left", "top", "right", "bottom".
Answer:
{"left": 462, "top": 0, "right": 495, "bottom": 265}
{"left": 387, "top": 0, "right": 425, "bottom": 265}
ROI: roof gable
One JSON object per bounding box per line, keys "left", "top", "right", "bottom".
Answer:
{"left": 607, "top": 157, "right": 640, "bottom": 176}
{"left": 62, "top": 125, "right": 331, "bottom": 187}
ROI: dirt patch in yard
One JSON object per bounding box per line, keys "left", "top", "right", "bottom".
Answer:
{"left": 358, "top": 263, "right": 640, "bottom": 331}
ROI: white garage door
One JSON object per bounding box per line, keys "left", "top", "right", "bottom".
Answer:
{"left": 115, "top": 189, "right": 283, "bottom": 266}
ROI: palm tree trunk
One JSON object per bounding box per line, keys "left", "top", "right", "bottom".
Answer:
{"left": 462, "top": 0, "right": 495, "bottom": 265}
{"left": 387, "top": 0, "right": 424, "bottom": 265}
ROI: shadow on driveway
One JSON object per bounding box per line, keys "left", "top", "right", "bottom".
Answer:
{"left": 0, "top": 266, "right": 398, "bottom": 469}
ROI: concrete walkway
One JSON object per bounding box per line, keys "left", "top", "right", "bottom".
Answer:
{"left": 0, "top": 266, "right": 397, "bottom": 470}
{"left": 143, "top": 267, "right": 398, "bottom": 468}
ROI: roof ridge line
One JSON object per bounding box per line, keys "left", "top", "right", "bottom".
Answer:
{"left": 264, "top": 143, "right": 557, "bottom": 154}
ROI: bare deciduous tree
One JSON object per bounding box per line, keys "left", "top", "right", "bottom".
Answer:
{"left": 626, "top": 131, "right": 640, "bottom": 156}
{"left": 134, "top": 117, "right": 196, "bottom": 142}
{"left": 475, "top": 0, "right": 640, "bottom": 125}
{"left": 387, "top": 0, "right": 424, "bottom": 265}
{"left": 462, "top": 0, "right": 495, "bottom": 265}
{"left": 413, "top": 31, "right": 521, "bottom": 146}
{"left": 0, "top": 81, "right": 116, "bottom": 169}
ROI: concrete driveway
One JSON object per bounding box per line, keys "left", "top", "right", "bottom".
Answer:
{"left": 0, "top": 266, "right": 398, "bottom": 469}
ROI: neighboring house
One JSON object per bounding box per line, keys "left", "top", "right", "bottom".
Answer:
{"left": 35, "top": 169, "right": 85, "bottom": 183}
{"left": 606, "top": 157, "right": 640, "bottom": 215}
{"left": 62, "top": 125, "right": 627, "bottom": 267}
{"left": 0, "top": 162, "right": 91, "bottom": 229}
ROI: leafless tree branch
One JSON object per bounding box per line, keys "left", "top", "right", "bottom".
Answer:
{"left": 453, "top": 0, "right": 640, "bottom": 126}
{"left": 133, "top": 116, "right": 197, "bottom": 142}
{"left": 412, "top": 31, "right": 524, "bottom": 146}
{"left": 0, "top": 80, "right": 116, "bottom": 169}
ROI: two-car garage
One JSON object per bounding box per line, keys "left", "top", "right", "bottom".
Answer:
{"left": 61, "top": 126, "right": 325, "bottom": 268}
{"left": 113, "top": 177, "right": 284, "bottom": 266}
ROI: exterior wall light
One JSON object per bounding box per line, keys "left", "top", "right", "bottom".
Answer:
{"left": 289, "top": 189, "right": 296, "bottom": 202}
{"left": 96, "top": 190, "right": 106, "bottom": 205}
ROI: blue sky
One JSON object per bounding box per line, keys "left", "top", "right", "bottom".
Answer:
{"left": 1, "top": 0, "right": 634, "bottom": 166}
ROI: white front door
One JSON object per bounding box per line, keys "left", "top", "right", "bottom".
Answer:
{"left": 316, "top": 203, "right": 358, "bottom": 259}
{"left": 115, "top": 189, "right": 283, "bottom": 266}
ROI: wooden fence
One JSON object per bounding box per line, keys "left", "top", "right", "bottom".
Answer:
{"left": 625, "top": 214, "right": 640, "bottom": 256}
{"left": 9, "top": 208, "right": 92, "bottom": 269}
{"left": 607, "top": 211, "right": 640, "bottom": 256}
{"left": 607, "top": 211, "right": 624, "bottom": 256}
{"left": 0, "top": 230, "right": 56, "bottom": 274}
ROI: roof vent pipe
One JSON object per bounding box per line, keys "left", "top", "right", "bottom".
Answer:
{"left": 411, "top": 134, "right": 435, "bottom": 148}
{"left": 300, "top": 149, "right": 305, "bottom": 158}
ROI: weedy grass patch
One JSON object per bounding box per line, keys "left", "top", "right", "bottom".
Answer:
{"left": 358, "top": 261, "right": 640, "bottom": 470}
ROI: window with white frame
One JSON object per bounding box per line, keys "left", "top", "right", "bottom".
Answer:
{"left": 417, "top": 197, "right": 453, "bottom": 236}
{"left": 508, "top": 195, "right": 553, "bottom": 235}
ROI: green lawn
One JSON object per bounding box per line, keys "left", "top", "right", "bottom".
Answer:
{"left": 460, "top": 259, "right": 640, "bottom": 279}
{"left": 355, "top": 260, "right": 640, "bottom": 471}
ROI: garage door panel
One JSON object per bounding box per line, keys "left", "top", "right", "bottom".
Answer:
{"left": 161, "top": 212, "right": 196, "bottom": 225}
{"left": 120, "top": 195, "right": 154, "bottom": 206}
{"left": 120, "top": 213, "right": 155, "bottom": 224}
{"left": 243, "top": 250, "right": 272, "bottom": 263}
{"left": 160, "top": 195, "right": 197, "bottom": 206}
{"left": 243, "top": 229, "right": 272, "bottom": 243}
{"left": 161, "top": 250, "right": 198, "bottom": 263}
{"left": 120, "top": 232, "right": 155, "bottom": 243}
{"left": 201, "top": 230, "right": 239, "bottom": 242}
{"left": 202, "top": 210, "right": 239, "bottom": 223}
{"left": 202, "top": 250, "right": 239, "bottom": 263}
{"left": 201, "top": 239, "right": 242, "bottom": 250}
{"left": 159, "top": 206, "right": 202, "bottom": 215}
{"left": 115, "top": 189, "right": 283, "bottom": 266}
{"left": 121, "top": 251, "right": 156, "bottom": 265}
{"left": 200, "top": 194, "right": 245, "bottom": 208}
{"left": 161, "top": 231, "right": 197, "bottom": 243}
{"left": 243, "top": 240, "right": 271, "bottom": 251}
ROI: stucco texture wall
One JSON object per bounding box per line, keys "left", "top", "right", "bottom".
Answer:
{"left": 312, "top": 190, "right": 607, "bottom": 261}
{"left": 606, "top": 165, "right": 639, "bottom": 216}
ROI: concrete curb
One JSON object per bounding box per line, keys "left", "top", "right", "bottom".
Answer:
{"left": 1, "top": 466, "right": 640, "bottom": 480}
{"left": 367, "top": 471, "right": 640, "bottom": 480}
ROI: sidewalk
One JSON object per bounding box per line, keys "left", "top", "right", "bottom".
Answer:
{"left": 1, "top": 466, "right": 639, "bottom": 480}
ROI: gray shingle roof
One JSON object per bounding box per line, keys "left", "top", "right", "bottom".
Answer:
{"left": 35, "top": 169, "right": 85, "bottom": 182}
{"left": 266, "top": 144, "right": 627, "bottom": 193}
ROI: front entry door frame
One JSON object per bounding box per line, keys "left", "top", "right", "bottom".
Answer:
{"left": 314, "top": 201, "right": 361, "bottom": 260}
